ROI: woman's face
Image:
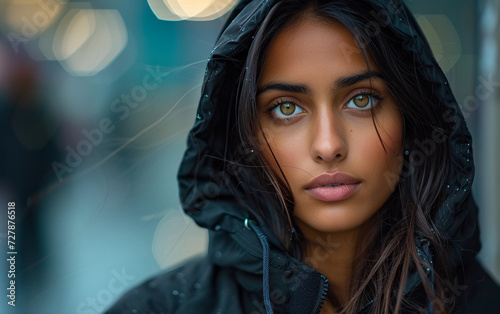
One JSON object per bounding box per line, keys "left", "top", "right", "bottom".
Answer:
{"left": 256, "top": 17, "right": 403, "bottom": 237}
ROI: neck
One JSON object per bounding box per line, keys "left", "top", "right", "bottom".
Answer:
{"left": 298, "top": 221, "right": 375, "bottom": 307}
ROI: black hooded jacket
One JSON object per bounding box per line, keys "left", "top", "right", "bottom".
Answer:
{"left": 107, "top": 0, "right": 500, "bottom": 313}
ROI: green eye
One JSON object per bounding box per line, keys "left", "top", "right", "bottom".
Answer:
{"left": 280, "top": 102, "right": 296, "bottom": 115}
{"left": 270, "top": 100, "right": 304, "bottom": 120}
{"left": 353, "top": 95, "right": 369, "bottom": 107}
{"left": 346, "top": 93, "right": 381, "bottom": 109}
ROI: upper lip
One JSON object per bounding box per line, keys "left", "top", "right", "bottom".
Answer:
{"left": 304, "top": 172, "right": 361, "bottom": 189}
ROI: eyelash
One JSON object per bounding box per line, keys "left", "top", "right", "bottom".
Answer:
{"left": 264, "top": 91, "right": 384, "bottom": 122}
{"left": 346, "top": 91, "right": 384, "bottom": 112}
{"left": 265, "top": 98, "right": 302, "bottom": 123}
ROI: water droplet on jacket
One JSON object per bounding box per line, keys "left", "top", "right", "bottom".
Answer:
{"left": 197, "top": 114, "right": 201, "bottom": 120}
{"left": 426, "top": 268, "right": 430, "bottom": 272}
{"left": 214, "top": 225, "right": 221, "bottom": 231}
{"left": 176, "top": 272, "right": 184, "bottom": 280}
{"left": 456, "top": 188, "right": 459, "bottom": 191}
{"left": 208, "top": 111, "right": 212, "bottom": 116}
{"left": 194, "top": 283, "right": 201, "bottom": 289}
{"left": 467, "top": 149, "right": 470, "bottom": 154}
{"left": 446, "top": 185, "right": 450, "bottom": 189}
{"left": 215, "top": 251, "right": 222, "bottom": 258}
{"left": 204, "top": 94, "right": 209, "bottom": 98}
{"left": 172, "top": 290, "right": 179, "bottom": 296}
{"left": 245, "top": 66, "right": 249, "bottom": 70}
{"left": 208, "top": 58, "right": 211, "bottom": 62}
{"left": 444, "top": 81, "right": 448, "bottom": 85}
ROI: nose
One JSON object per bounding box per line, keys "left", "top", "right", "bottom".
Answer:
{"left": 310, "top": 109, "right": 347, "bottom": 162}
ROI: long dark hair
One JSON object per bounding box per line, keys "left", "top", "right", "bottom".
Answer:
{"left": 227, "top": 0, "right": 454, "bottom": 312}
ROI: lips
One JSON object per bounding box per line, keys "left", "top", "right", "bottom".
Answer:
{"left": 304, "top": 172, "right": 361, "bottom": 202}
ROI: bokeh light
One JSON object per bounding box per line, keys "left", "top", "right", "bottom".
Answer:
{"left": 147, "top": 0, "right": 237, "bottom": 21}
{"left": 1, "top": 0, "right": 67, "bottom": 39}
{"left": 417, "top": 15, "right": 462, "bottom": 73}
{"left": 51, "top": 9, "right": 127, "bottom": 76}
{"left": 152, "top": 207, "right": 208, "bottom": 269}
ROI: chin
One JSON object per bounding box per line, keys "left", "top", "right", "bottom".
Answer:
{"left": 295, "top": 205, "right": 378, "bottom": 235}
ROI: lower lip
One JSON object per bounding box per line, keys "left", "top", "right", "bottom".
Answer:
{"left": 305, "top": 184, "right": 360, "bottom": 202}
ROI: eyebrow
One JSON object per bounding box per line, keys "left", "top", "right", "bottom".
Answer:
{"left": 257, "top": 83, "right": 309, "bottom": 95}
{"left": 257, "top": 70, "right": 384, "bottom": 95}
{"left": 335, "top": 71, "right": 384, "bottom": 90}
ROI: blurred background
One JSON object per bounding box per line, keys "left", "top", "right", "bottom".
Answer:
{"left": 0, "top": 0, "right": 498, "bottom": 313}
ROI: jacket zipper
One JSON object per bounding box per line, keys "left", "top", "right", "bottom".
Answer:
{"left": 315, "top": 275, "right": 329, "bottom": 314}
{"left": 313, "top": 274, "right": 375, "bottom": 314}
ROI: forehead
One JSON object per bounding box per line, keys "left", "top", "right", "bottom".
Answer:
{"left": 259, "top": 16, "right": 378, "bottom": 84}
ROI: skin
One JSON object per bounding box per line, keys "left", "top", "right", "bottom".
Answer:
{"left": 256, "top": 16, "right": 403, "bottom": 309}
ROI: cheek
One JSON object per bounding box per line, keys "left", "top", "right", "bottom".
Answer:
{"left": 361, "top": 135, "right": 402, "bottom": 177}
{"left": 257, "top": 127, "right": 287, "bottom": 177}
{"left": 258, "top": 124, "right": 302, "bottom": 163}
{"left": 257, "top": 124, "right": 309, "bottom": 185}
{"left": 359, "top": 112, "right": 404, "bottom": 187}
{"left": 380, "top": 112, "right": 404, "bottom": 166}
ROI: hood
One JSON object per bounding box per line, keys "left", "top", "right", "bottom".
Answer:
{"left": 177, "top": 0, "right": 479, "bottom": 312}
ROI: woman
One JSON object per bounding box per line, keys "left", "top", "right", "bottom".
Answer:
{"left": 107, "top": 0, "right": 500, "bottom": 313}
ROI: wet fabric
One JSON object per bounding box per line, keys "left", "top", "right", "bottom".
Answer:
{"left": 106, "top": 0, "right": 500, "bottom": 313}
